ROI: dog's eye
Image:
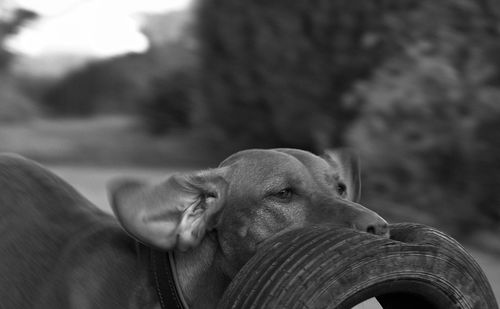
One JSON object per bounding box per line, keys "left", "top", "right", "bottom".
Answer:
{"left": 337, "top": 183, "right": 347, "bottom": 197}
{"left": 273, "top": 188, "right": 293, "bottom": 202}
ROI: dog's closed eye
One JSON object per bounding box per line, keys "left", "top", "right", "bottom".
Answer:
{"left": 271, "top": 188, "right": 294, "bottom": 202}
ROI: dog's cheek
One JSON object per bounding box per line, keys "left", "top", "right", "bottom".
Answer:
{"left": 217, "top": 217, "right": 260, "bottom": 271}
{"left": 218, "top": 232, "right": 255, "bottom": 273}
{"left": 250, "top": 201, "right": 308, "bottom": 243}
{"left": 250, "top": 214, "right": 276, "bottom": 244}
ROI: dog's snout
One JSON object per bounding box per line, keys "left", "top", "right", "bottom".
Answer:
{"left": 355, "top": 212, "right": 390, "bottom": 237}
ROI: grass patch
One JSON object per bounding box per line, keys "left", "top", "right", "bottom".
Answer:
{"left": 0, "top": 116, "right": 226, "bottom": 168}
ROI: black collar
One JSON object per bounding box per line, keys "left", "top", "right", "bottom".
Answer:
{"left": 137, "top": 242, "right": 188, "bottom": 309}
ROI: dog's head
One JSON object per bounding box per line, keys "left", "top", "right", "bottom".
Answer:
{"left": 109, "top": 148, "right": 388, "bottom": 272}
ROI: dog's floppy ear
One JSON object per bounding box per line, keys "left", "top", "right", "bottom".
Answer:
{"left": 322, "top": 149, "right": 361, "bottom": 203}
{"left": 108, "top": 169, "right": 228, "bottom": 251}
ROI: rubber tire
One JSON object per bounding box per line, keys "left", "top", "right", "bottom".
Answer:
{"left": 217, "top": 223, "right": 498, "bottom": 309}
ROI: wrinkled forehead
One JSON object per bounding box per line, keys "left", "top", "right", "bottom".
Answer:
{"left": 220, "top": 149, "right": 339, "bottom": 190}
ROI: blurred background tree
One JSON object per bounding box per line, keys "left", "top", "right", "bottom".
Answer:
{"left": 1, "top": 0, "right": 500, "bottom": 240}
{"left": 0, "top": 6, "right": 38, "bottom": 122}
{"left": 42, "top": 10, "right": 196, "bottom": 118}
{"left": 344, "top": 0, "right": 500, "bottom": 235}
{"left": 0, "top": 6, "right": 37, "bottom": 69}
{"left": 141, "top": 70, "right": 198, "bottom": 134}
{"left": 196, "top": 0, "right": 427, "bottom": 151}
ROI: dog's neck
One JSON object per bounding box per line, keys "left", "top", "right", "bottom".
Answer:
{"left": 173, "top": 232, "right": 233, "bottom": 309}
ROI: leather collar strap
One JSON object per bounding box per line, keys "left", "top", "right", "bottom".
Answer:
{"left": 150, "top": 248, "right": 187, "bottom": 309}
{"left": 136, "top": 242, "right": 188, "bottom": 309}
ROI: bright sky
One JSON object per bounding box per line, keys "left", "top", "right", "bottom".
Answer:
{"left": 5, "top": 0, "right": 192, "bottom": 57}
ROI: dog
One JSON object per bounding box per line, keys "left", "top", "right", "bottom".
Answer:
{"left": 0, "top": 148, "right": 388, "bottom": 308}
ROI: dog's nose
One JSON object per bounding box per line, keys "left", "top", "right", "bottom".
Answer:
{"left": 354, "top": 213, "right": 390, "bottom": 237}
{"left": 365, "top": 221, "right": 389, "bottom": 236}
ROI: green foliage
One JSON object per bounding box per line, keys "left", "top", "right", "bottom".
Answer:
{"left": 0, "top": 76, "right": 39, "bottom": 122}
{"left": 196, "top": 0, "right": 421, "bottom": 150}
{"left": 42, "top": 53, "right": 148, "bottom": 116}
{"left": 141, "top": 71, "right": 197, "bottom": 135}
{"left": 470, "top": 113, "right": 500, "bottom": 228}
{"left": 0, "top": 8, "right": 39, "bottom": 123}
{"left": 347, "top": 0, "right": 500, "bottom": 234}
{"left": 42, "top": 41, "right": 196, "bottom": 117}
{"left": 0, "top": 8, "right": 37, "bottom": 71}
